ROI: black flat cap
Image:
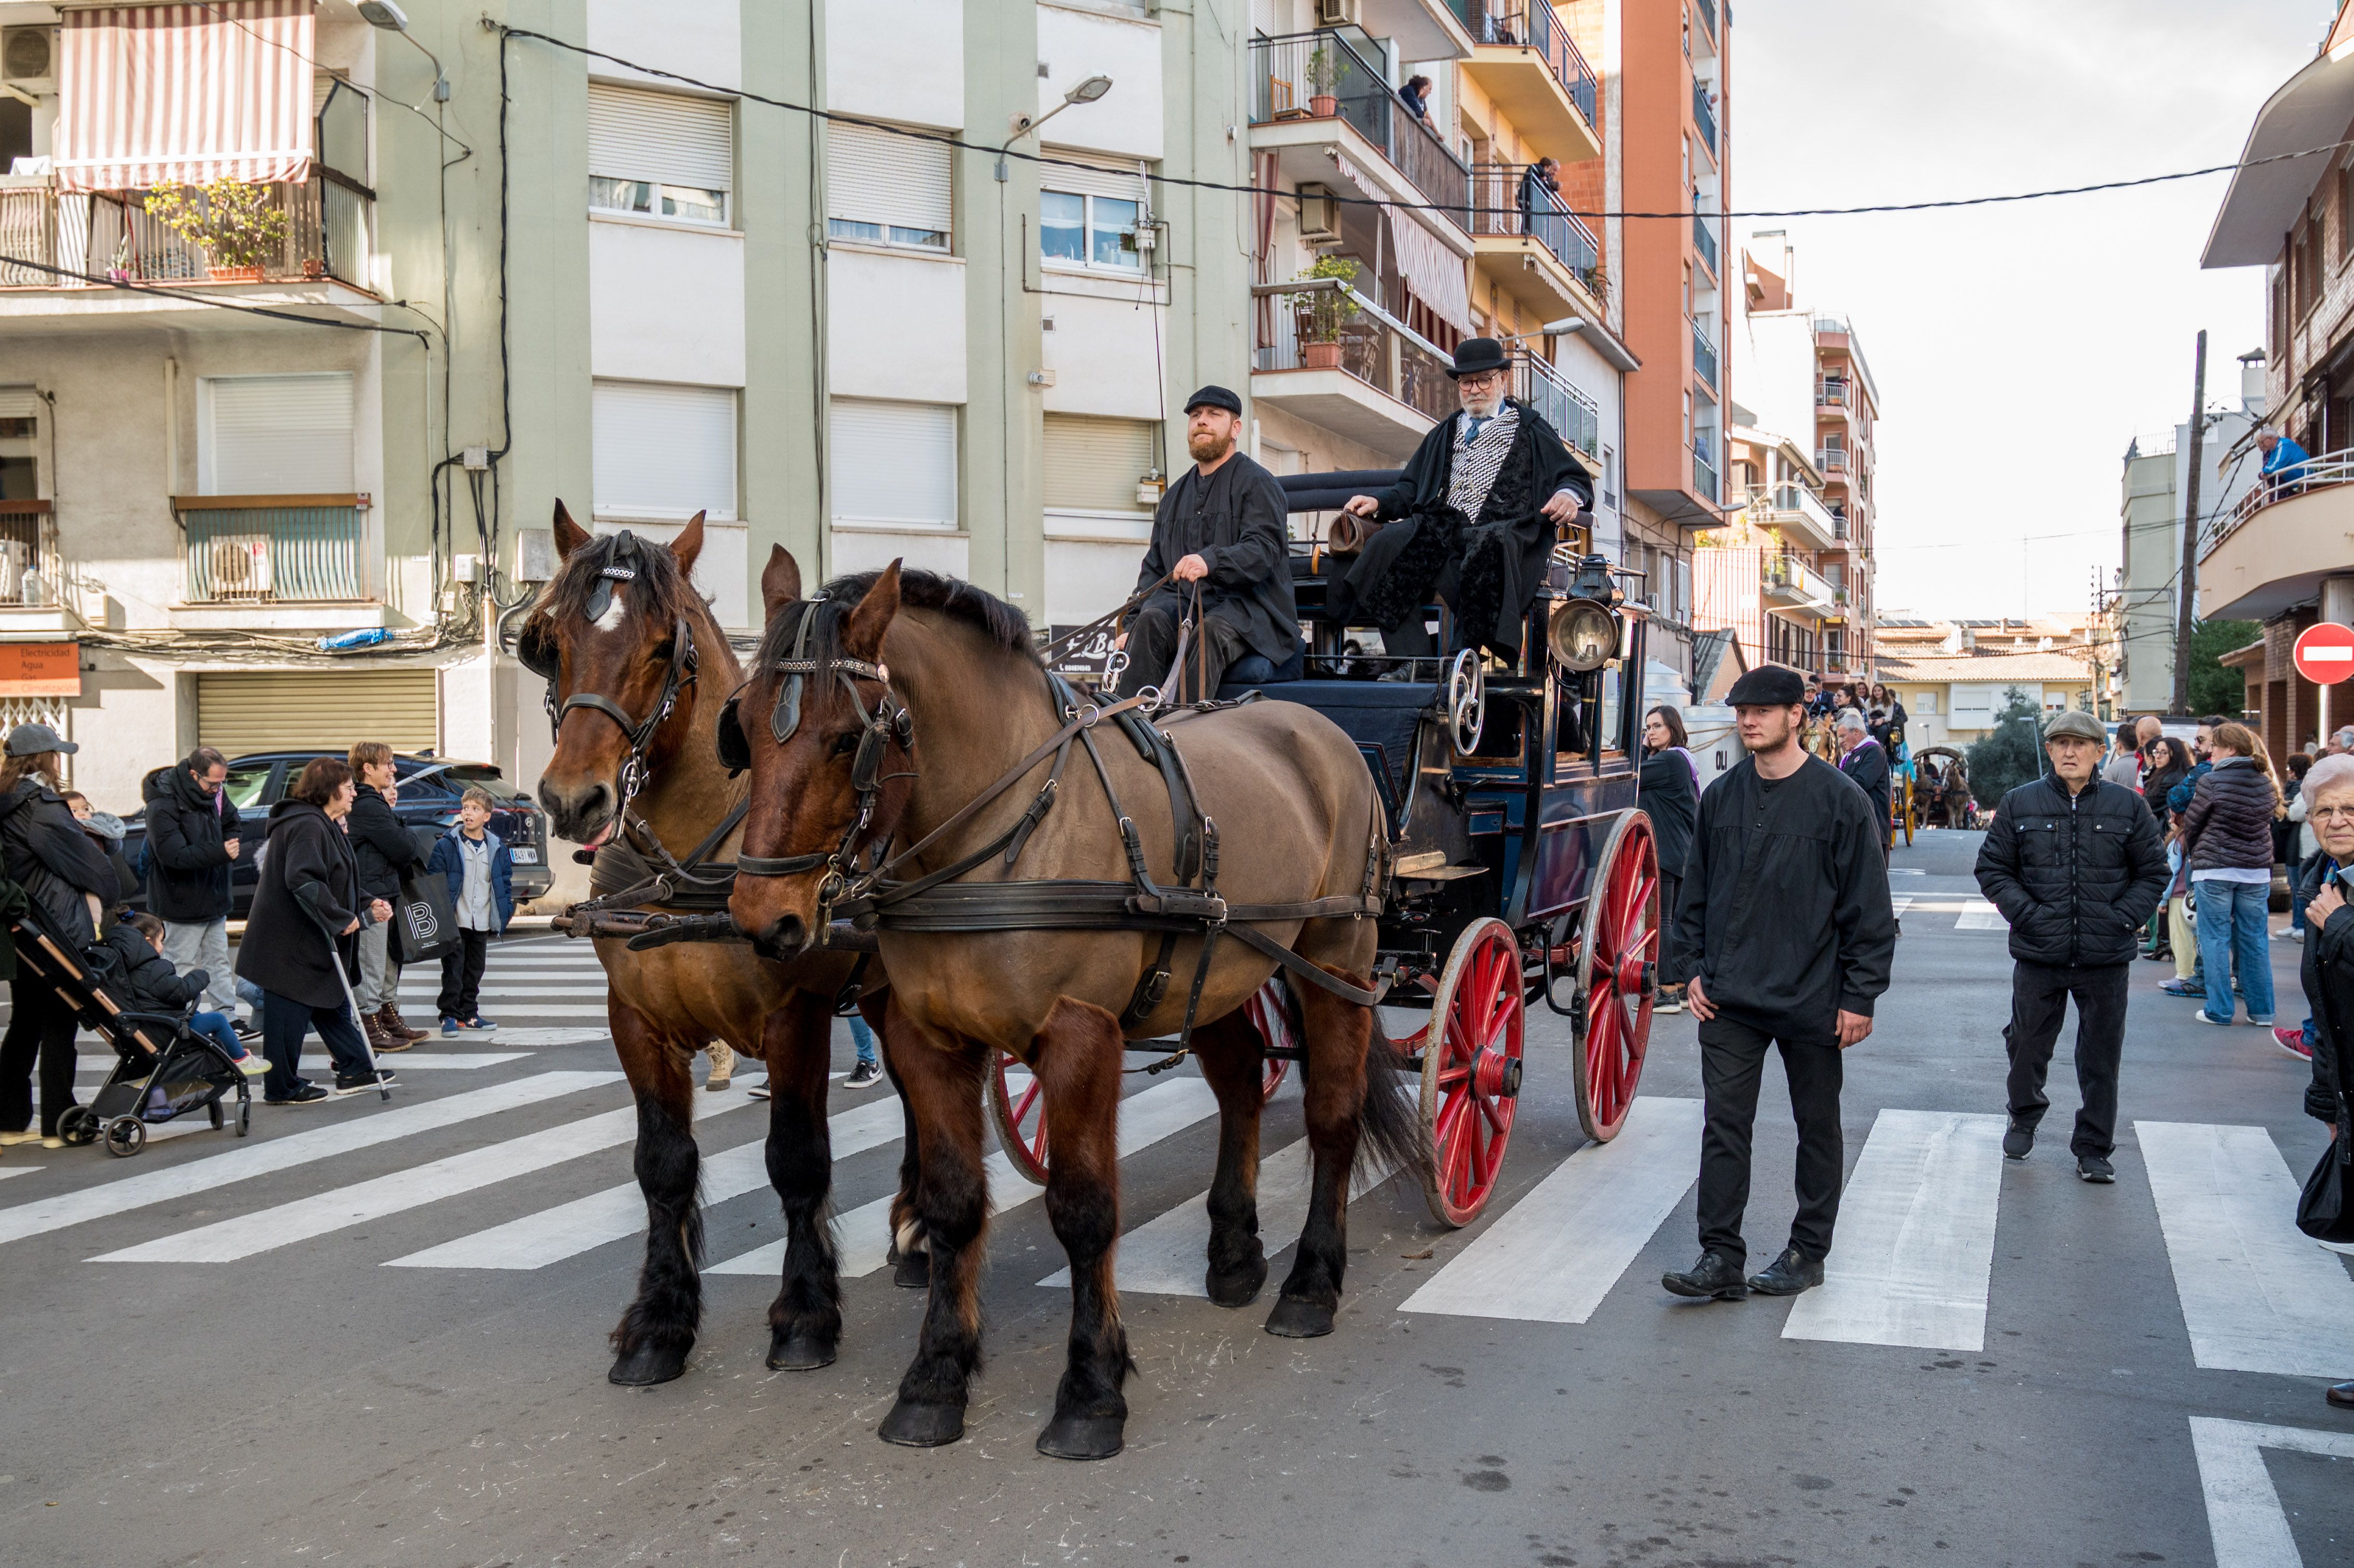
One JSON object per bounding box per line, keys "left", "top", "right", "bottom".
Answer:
{"left": 1725, "top": 665, "right": 1807, "bottom": 708}
{"left": 1184, "top": 385, "right": 1243, "bottom": 416}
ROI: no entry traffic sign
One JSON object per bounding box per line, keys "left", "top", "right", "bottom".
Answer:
{"left": 2296, "top": 622, "right": 2354, "bottom": 685}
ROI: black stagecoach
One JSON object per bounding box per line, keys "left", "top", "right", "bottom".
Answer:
{"left": 996, "top": 470, "right": 1665, "bottom": 1227}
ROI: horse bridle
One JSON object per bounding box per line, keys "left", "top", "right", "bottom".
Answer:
{"left": 517, "top": 530, "right": 700, "bottom": 816}
{"left": 721, "top": 594, "right": 916, "bottom": 906}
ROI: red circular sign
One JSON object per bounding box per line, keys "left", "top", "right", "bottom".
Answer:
{"left": 2295, "top": 622, "right": 2354, "bottom": 686}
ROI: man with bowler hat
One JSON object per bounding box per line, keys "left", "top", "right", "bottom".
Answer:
{"left": 1662, "top": 664, "right": 1896, "bottom": 1302}
{"left": 1973, "top": 708, "right": 2167, "bottom": 1183}
{"left": 1114, "top": 386, "right": 1298, "bottom": 702}
{"left": 1331, "top": 338, "right": 1593, "bottom": 660}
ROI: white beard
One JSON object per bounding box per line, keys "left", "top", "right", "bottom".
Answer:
{"left": 1460, "top": 391, "right": 1502, "bottom": 419}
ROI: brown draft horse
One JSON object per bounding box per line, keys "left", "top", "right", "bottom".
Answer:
{"left": 726, "top": 557, "right": 1420, "bottom": 1460}
{"left": 524, "top": 506, "right": 906, "bottom": 1387}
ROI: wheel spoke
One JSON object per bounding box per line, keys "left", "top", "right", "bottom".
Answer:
{"left": 1436, "top": 1063, "right": 1472, "bottom": 1089}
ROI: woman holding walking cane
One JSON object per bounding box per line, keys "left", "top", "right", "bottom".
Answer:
{"left": 234, "top": 757, "right": 397, "bottom": 1105}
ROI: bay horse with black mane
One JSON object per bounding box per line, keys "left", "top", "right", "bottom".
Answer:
{"left": 521, "top": 504, "right": 906, "bottom": 1387}
{"left": 725, "top": 557, "right": 1420, "bottom": 1460}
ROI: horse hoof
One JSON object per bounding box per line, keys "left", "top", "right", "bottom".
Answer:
{"left": 893, "top": 1250, "right": 931, "bottom": 1290}
{"left": 608, "top": 1340, "right": 689, "bottom": 1386}
{"left": 1036, "top": 1414, "right": 1126, "bottom": 1461}
{"left": 878, "top": 1398, "right": 965, "bottom": 1448}
{"left": 1204, "top": 1260, "right": 1267, "bottom": 1309}
{"left": 1263, "top": 1297, "right": 1336, "bottom": 1339}
{"left": 767, "top": 1327, "right": 837, "bottom": 1372}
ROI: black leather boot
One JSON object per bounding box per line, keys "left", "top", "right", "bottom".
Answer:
{"left": 1747, "top": 1246, "right": 1825, "bottom": 1296}
{"left": 1661, "top": 1252, "right": 1749, "bottom": 1301}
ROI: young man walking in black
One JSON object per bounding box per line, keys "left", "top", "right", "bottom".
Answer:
{"left": 1662, "top": 665, "right": 1897, "bottom": 1301}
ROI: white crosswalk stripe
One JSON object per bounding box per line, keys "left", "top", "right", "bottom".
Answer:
{"left": 387, "top": 1089, "right": 900, "bottom": 1270}
{"left": 1955, "top": 897, "right": 2008, "bottom": 930}
{"left": 91, "top": 1075, "right": 770, "bottom": 1263}
{"left": 0, "top": 1166, "right": 37, "bottom": 1180}
{"left": 0, "top": 1070, "right": 622, "bottom": 1248}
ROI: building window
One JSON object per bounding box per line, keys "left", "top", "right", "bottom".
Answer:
{"left": 0, "top": 388, "right": 35, "bottom": 501}
{"left": 827, "top": 120, "right": 952, "bottom": 251}
{"left": 198, "top": 373, "right": 355, "bottom": 494}
{"left": 1039, "top": 158, "right": 1152, "bottom": 273}
{"left": 1044, "top": 414, "right": 1158, "bottom": 515}
{"left": 592, "top": 380, "right": 738, "bottom": 520}
{"left": 2342, "top": 161, "right": 2354, "bottom": 262}
{"left": 830, "top": 398, "right": 957, "bottom": 530}
{"left": 1913, "top": 689, "right": 1939, "bottom": 715}
{"left": 587, "top": 84, "right": 733, "bottom": 227}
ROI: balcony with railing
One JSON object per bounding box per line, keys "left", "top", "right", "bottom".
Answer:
{"left": 176, "top": 495, "right": 374, "bottom": 606}
{"left": 0, "top": 175, "right": 373, "bottom": 294}
{"left": 1513, "top": 351, "right": 1601, "bottom": 465}
{"left": 1692, "top": 77, "right": 1719, "bottom": 156}
{"left": 1691, "top": 319, "right": 1719, "bottom": 389}
{"left": 1692, "top": 446, "right": 1719, "bottom": 505}
{"left": 1763, "top": 552, "right": 1838, "bottom": 614}
{"left": 1692, "top": 212, "right": 1719, "bottom": 277}
{"left": 0, "top": 502, "right": 70, "bottom": 625}
{"left": 2199, "top": 444, "right": 2354, "bottom": 619}
{"left": 1817, "top": 446, "right": 1848, "bottom": 474}
{"left": 1468, "top": 164, "right": 1604, "bottom": 310}
{"left": 1817, "top": 378, "right": 1850, "bottom": 408}
{"left": 1447, "top": 0, "right": 1601, "bottom": 163}
{"left": 1250, "top": 31, "right": 1471, "bottom": 230}
{"left": 1748, "top": 482, "right": 1842, "bottom": 552}
{"left": 1251, "top": 278, "right": 1454, "bottom": 459}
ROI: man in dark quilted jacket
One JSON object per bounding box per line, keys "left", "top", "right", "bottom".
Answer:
{"left": 1975, "top": 710, "right": 2169, "bottom": 1183}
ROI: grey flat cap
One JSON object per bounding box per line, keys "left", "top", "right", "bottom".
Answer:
{"left": 2043, "top": 710, "right": 2104, "bottom": 742}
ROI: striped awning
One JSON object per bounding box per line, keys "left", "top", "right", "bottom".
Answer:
{"left": 53, "top": 2, "right": 316, "bottom": 194}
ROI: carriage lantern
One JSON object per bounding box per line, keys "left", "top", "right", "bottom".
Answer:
{"left": 1547, "top": 553, "right": 1623, "bottom": 675}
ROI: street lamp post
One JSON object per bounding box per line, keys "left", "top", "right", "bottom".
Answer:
{"left": 997, "top": 75, "right": 1113, "bottom": 181}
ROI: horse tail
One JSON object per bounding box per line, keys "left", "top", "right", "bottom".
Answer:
{"left": 1288, "top": 973, "right": 1427, "bottom": 1188}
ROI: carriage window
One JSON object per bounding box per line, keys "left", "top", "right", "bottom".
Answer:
{"left": 1596, "top": 664, "right": 1625, "bottom": 755}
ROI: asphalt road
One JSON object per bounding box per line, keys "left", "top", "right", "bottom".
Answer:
{"left": 1, "top": 828, "right": 2348, "bottom": 1567}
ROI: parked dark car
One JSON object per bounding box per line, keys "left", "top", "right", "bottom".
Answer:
{"left": 119, "top": 752, "right": 553, "bottom": 920}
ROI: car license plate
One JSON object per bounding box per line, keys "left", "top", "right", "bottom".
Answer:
{"left": 510, "top": 848, "right": 540, "bottom": 864}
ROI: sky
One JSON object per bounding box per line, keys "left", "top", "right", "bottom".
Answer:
{"left": 1734, "top": 0, "right": 2334, "bottom": 620}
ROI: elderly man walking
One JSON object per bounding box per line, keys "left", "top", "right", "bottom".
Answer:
{"left": 1973, "top": 710, "right": 2169, "bottom": 1182}
{"left": 1661, "top": 665, "right": 1897, "bottom": 1302}
{"left": 1833, "top": 709, "right": 1891, "bottom": 851}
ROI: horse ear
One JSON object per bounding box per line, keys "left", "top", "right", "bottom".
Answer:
{"left": 670, "top": 512, "right": 707, "bottom": 577}
{"left": 759, "top": 545, "right": 803, "bottom": 622}
{"left": 841, "top": 559, "right": 903, "bottom": 662}
{"left": 553, "top": 501, "right": 593, "bottom": 559}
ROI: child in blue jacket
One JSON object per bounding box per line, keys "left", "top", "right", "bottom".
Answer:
{"left": 425, "top": 790, "right": 514, "bottom": 1033}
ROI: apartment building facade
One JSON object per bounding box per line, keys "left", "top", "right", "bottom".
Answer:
{"left": 2198, "top": 0, "right": 2354, "bottom": 754}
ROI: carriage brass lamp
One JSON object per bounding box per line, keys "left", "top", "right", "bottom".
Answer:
{"left": 1547, "top": 554, "right": 1621, "bottom": 674}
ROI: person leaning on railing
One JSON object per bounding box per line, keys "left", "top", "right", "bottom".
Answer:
{"left": 2256, "top": 427, "right": 2311, "bottom": 499}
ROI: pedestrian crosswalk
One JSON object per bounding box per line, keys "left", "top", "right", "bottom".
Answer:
{"left": 396, "top": 939, "right": 612, "bottom": 1019}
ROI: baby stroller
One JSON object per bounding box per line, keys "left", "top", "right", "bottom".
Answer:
{"left": 11, "top": 905, "right": 250, "bottom": 1157}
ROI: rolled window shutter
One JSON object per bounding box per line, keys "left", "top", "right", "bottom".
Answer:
{"left": 587, "top": 84, "right": 734, "bottom": 190}
{"left": 830, "top": 399, "right": 957, "bottom": 528}
{"left": 1043, "top": 415, "right": 1157, "bottom": 513}
{"left": 826, "top": 121, "right": 952, "bottom": 237}
{"left": 0, "top": 388, "right": 38, "bottom": 419}
{"left": 204, "top": 374, "right": 355, "bottom": 494}
{"left": 197, "top": 670, "right": 438, "bottom": 756}
{"left": 1037, "top": 147, "right": 1154, "bottom": 203}
{"left": 592, "top": 381, "right": 737, "bottom": 519}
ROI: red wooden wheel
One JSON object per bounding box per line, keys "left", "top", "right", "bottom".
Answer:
{"left": 1240, "top": 978, "right": 1294, "bottom": 1102}
{"left": 988, "top": 1050, "right": 1051, "bottom": 1186}
{"left": 1573, "top": 811, "right": 1659, "bottom": 1142}
{"left": 1416, "top": 917, "right": 1525, "bottom": 1227}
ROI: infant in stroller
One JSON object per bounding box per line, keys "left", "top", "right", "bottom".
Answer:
{"left": 98, "top": 913, "right": 264, "bottom": 1108}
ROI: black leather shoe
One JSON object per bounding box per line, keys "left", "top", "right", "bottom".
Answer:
{"left": 2077, "top": 1154, "right": 2115, "bottom": 1184}
{"left": 2003, "top": 1120, "right": 2033, "bottom": 1161}
{"left": 2329, "top": 1381, "right": 2354, "bottom": 1409}
{"left": 1747, "top": 1246, "right": 1825, "bottom": 1296}
{"left": 1662, "top": 1252, "right": 1748, "bottom": 1301}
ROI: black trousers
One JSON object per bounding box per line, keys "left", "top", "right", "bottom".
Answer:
{"left": 1655, "top": 872, "right": 1683, "bottom": 989}
{"left": 1115, "top": 605, "right": 1249, "bottom": 702}
{"left": 0, "top": 976, "right": 80, "bottom": 1136}
{"left": 1697, "top": 1013, "right": 1846, "bottom": 1267}
{"left": 259, "top": 986, "right": 373, "bottom": 1099}
{"left": 437, "top": 929, "right": 490, "bottom": 1022}
{"left": 2002, "top": 961, "right": 2129, "bottom": 1158}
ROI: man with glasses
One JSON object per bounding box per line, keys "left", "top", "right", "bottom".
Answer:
{"left": 1974, "top": 710, "right": 2169, "bottom": 1182}
{"left": 1332, "top": 337, "right": 1593, "bottom": 663}
{"left": 139, "top": 744, "right": 250, "bottom": 1033}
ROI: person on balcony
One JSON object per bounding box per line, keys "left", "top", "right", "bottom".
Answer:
{"left": 1398, "top": 74, "right": 1435, "bottom": 126}
{"left": 2257, "top": 428, "right": 2311, "bottom": 497}
{"left": 1331, "top": 338, "right": 1593, "bottom": 663}
{"left": 1517, "top": 157, "right": 1562, "bottom": 224}
{"left": 1113, "top": 386, "right": 1297, "bottom": 703}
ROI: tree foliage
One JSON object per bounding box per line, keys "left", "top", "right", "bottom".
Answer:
{"left": 2186, "top": 618, "right": 2260, "bottom": 719}
{"left": 1964, "top": 687, "right": 2044, "bottom": 807}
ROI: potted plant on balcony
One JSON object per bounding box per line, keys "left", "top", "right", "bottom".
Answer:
{"left": 142, "top": 178, "right": 290, "bottom": 282}
{"left": 1305, "top": 45, "right": 1340, "bottom": 118}
{"left": 1293, "top": 256, "right": 1360, "bottom": 370}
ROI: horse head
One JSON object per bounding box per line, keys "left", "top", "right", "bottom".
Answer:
{"left": 521, "top": 500, "right": 723, "bottom": 846}
{"left": 727, "top": 555, "right": 914, "bottom": 959}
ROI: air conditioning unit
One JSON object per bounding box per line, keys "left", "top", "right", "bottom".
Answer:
{"left": 1314, "top": 0, "right": 1357, "bottom": 24}
{"left": 1296, "top": 182, "right": 1341, "bottom": 244}
{"left": 2, "top": 27, "right": 54, "bottom": 94}
{"left": 207, "top": 538, "right": 274, "bottom": 600}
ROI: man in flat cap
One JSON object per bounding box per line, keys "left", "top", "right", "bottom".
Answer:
{"left": 1662, "top": 664, "right": 1896, "bottom": 1303}
{"left": 1973, "top": 709, "right": 2167, "bottom": 1183}
{"left": 1115, "top": 386, "right": 1299, "bottom": 701}
{"left": 1330, "top": 337, "right": 1593, "bottom": 661}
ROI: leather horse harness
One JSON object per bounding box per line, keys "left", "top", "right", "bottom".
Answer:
{"left": 728, "top": 593, "right": 1390, "bottom": 1059}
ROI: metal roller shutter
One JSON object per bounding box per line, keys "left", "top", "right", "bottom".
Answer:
{"left": 1038, "top": 147, "right": 1154, "bottom": 203}
{"left": 592, "top": 380, "right": 737, "bottom": 520}
{"left": 586, "top": 83, "right": 733, "bottom": 190}
{"left": 197, "top": 669, "right": 438, "bottom": 756}
{"left": 829, "top": 399, "right": 957, "bottom": 528}
{"left": 826, "top": 120, "right": 952, "bottom": 237}
{"left": 200, "top": 373, "right": 354, "bottom": 495}
{"left": 1043, "top": 414, "right": 1157, "bottom": 513}
{"left": 0, "top": 388, "right": 38, "bottom": 418}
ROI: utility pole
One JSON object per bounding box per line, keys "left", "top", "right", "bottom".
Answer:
{"left": 2170, "top": 330, "right": 2207, "bottom": 717}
